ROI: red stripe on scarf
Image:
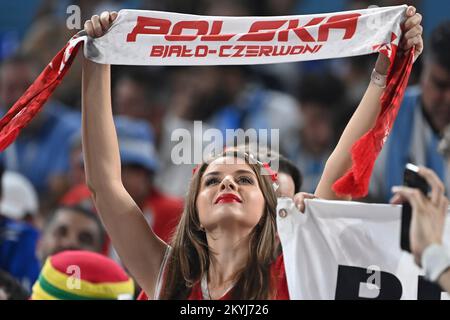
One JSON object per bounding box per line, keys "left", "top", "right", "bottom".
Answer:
{"left": 0, "top": 40, "right": 82, "bottom": 150}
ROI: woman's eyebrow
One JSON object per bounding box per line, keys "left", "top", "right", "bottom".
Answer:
{"left": 234, "top": 169, "right": 255, "bottom": 176}
{"left": 203, "top": 171, "right": 221, "bottom": 178}
{"left": 203, "top": 169, "right": 255, "bottom": 178}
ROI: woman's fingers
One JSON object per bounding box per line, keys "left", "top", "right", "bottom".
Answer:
{"left": 403, "top": 35, "right": 422, "bottom": 50}
{"left": 414, "top": 35, "right": 424, "bottom": 57}
{"left": 406, "top": 6, "right": 416, "bottom": 17}
{"left": 293, "top": 192, "right": 316, "bottom": 213}
{"left": 404, "top": 24, "right": 423, "bottom": 40}
{"left": 85, "top": 11, "right": 118, "bottom": 38}
{"left": 390, "top": 186, "right": 424, "bottom": 209}
{"left": 401, "top": 8, "right": 423, "bottom": 62}
{"left": 84, "top": 20, "right": 94, "bottom": 38}
{"left": 111, "top": 11, "right": 118, "bottom": 22}
{"left": 389, "top": 192, "right": 404, "bottom": 205}
{"left": 90, "top": 15, "right": 103, "bottom": 37}
{"left": 391, "top": 186, "right": 425, "bottom": 212}
{"left": 99, "top": 11, "right": 110, "bottom": 31}
{"left": 405, "top": 12, "right": 422, "bottom": 30}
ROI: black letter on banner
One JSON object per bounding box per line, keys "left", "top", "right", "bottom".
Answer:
{"left": 335, "top": 265, "right": 402, "bottom": 300}
{"left": 418, "top": 276, "right": 444, "bottom": 300}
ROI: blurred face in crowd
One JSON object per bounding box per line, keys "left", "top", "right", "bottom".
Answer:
{"left": 113, "top": 76, "right": 165, "bottom": 144}
{"left": 114, "top": 77, "right": 149, "bottom": 119}
{"left": 170, "top": 67, "right": 233, "bottom": 121}
{"left": 196, "top": 157, "right": 265, "bottom": 232}
{"left": 300, "top": 103, "right": 334, "bottom": 156}
{"left": 0, "top": 60, "right": 47, "bottom": 134}
{"left": 276, "top": 172, "right": 296, "bottom": 199}
{"left": 421, "top": 60, "right": 450, "bottom": 133}
{"left": 0, "top": 62, "right": 34, "bottom": 108}
{"left": 121, "top": 164, "right": 152, "bottom": 207}
{"left": 38, "top": 208, "right": 103, "bottom": 262}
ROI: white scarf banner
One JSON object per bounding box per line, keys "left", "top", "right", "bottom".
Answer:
{"left": 277, "top": 199, "right": 450, "bottom": 300}
{"left": 76, "top": 5, "right": 406, "bottom": 65}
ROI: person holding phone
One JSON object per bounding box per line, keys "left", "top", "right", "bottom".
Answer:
{"left": 390, "top": 166, "right": 450, "bottom": 293}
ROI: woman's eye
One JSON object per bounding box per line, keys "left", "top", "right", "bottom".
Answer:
{"left": 237, "top": 176, "right": 253, "bottom": 184}
{"left": 205, "top": 177, "right": 219, "bottom": 186}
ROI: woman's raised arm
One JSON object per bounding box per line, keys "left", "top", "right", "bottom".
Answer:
{"left": 315, "top": 6, "right": 424, "bottom": 201}
{"left": 82, "top": 11, "right": 166, "bottom": 298}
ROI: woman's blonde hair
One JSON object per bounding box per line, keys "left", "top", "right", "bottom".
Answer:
{"left": 159, "top": 150, "right": 279, "bottom": 299}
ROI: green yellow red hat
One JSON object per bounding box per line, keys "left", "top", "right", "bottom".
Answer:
{"left": 31, "top": 250, "right": 134, "bottom": 300}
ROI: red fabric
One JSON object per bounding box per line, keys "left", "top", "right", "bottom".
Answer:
{"left": 50, "top": 250, "right": 130, "bottom": 283}
{"left": 60, "top": 183, "right": 93, "bottom": 206}
{"left": 142, "top": 189, "right": 184, "bottom": 243}
{"left": 137, "top": 290, "right": 147, "bottom": 300}
{"left": 332, "top": 46, "right": 415, "bottom": 198}
{"left": 188, "top": 254, "right": 290, "bottom": 300}
{"left": 0, "top": 38, "right": 82, "bottom": 151}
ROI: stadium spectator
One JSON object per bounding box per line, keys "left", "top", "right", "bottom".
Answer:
{"left": 0, "top": 55, "right": 81, "bottom": 196}
{"left": 390, "top": 166, "right": 450, "bottom": 294}
{"left": 112, "top": 67, "right": 166, "bottom": 148}
{"left": 37, "top": 204, "right": 105, "bottom": 263}
{"left": 371, "top": 21, "right": 450, "bottom": 202}
{"left": 31, "top": 250, "right": 135, "bottom": 300}
{"left": 0, "top": 164, "right": 40, "bottom": 292}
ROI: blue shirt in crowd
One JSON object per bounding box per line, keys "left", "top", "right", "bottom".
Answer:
{"left": 0, "top": 216, "right": 40, "bottom": 293}
{"left": 371, "top": 86, "right": 449, "bottom": 202}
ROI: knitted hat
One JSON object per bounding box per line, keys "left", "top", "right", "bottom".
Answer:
{"left": 31, "top": 250, "right": 134, "bottom": 300}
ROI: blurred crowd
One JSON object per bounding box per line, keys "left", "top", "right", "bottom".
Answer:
{"left": 0, "top": 0, "right": 449, "bottom": 299}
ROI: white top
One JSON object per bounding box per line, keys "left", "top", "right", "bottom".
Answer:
{"left": 153, "top": 245, "right": 172, "bottom": 300}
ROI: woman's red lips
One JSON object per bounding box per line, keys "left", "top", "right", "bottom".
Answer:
{"left": 215, "top": 193, "right": 242, "bottom": 204}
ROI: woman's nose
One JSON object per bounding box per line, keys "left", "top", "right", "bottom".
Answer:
{"left": 220, "top": 176, "right": 236, "bottom": 190}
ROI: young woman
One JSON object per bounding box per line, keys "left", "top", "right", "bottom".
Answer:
{"left": 81, "top": 7, "right": 423, "bottom": 299}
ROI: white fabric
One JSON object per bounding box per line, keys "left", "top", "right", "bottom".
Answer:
{"left": 421, "top": 244, "right": 450, "bottom": 282}
{"left": 73, "top": 5, "right": 407, "bottom": 66}
{"left": 277, "top": 199, "right": 450, "bottom": 300}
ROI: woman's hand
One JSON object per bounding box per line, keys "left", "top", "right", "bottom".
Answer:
{"left": 293, "top": 192, "right": 318, "bottom": 213}
{"left": 390, "top": 167, "right": 449, "bottom": 266}
{"left": 375, "top": 5, "right": 424, "bottom": 74}
{"left": 401, "top": 6, "right": 424, "bottom": 63}
{"left": 84, "top": 11, "right": 118, "bottom": 38}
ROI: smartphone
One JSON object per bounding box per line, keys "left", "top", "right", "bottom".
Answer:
{"left": 400, "top": 163, "right": 429, "bottom": 252}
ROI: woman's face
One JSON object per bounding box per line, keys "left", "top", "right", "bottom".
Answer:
{"left": 196, "top": 156, "right": 265, "bottom": 232}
